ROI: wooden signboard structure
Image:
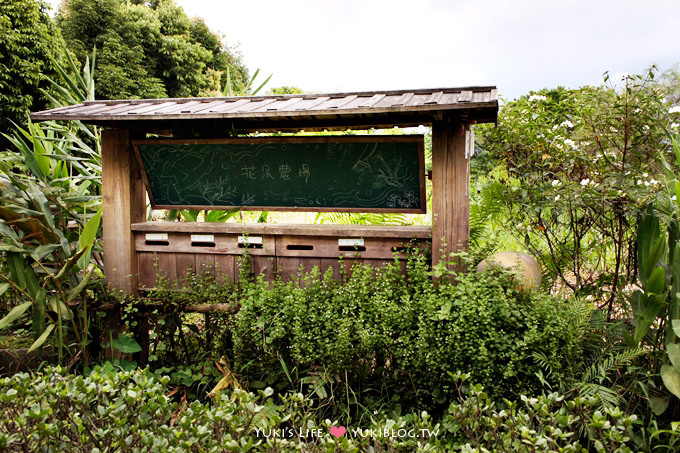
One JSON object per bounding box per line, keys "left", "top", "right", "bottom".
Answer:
{"left": 133, "top": 136, "right": 426, "bottom": 212}
{"left": 31, "top": 87, "right": 498, "bottom": 293}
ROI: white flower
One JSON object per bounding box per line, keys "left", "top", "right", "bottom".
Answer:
{"left": 564, "top": 139, "right": 576, "bottom": 148}
{"left": 643, "top": 173, "right": 648, "bottom": 177}
{"left": 670, "top": 106, "right": 680, "bottom": 114}
{"left": 554, "top": 195, "right": 561, "bottom": 201}
{"left": 529, "top": 95, "right": 547, "bottom": 102}
{"left": 580, "top": 178, "right": 590, "bottom": 186}
{"left": 671, "top": 123, "right": 679, "bottom": 130}
{"left": 637, "top": 180, "right": 642, "bottom": 185}
{"left": 672, "top": 195, "right": 677, "bottom": 201}
{"left": 650, "top": 179, "right": 659, "bottom": 185}
{"left": 560, "top": 120, "right": 574, "bottom": 128}
{"left": 551, "top": 179, "right": 561, "bottom": 186}
{"left": 644, "top": 181, "right": 650, "bottom": 186}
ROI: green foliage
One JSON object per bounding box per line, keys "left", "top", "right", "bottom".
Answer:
{"left": 56, "top": 0, "right": 250, "bottom": 99}
{"left": 229, "top": 256, "right": 588, "bottom": 416}
{"left": 0, "top": 0, "right": 67, "bottom": 135}
{"left": 268, "top": 86, "right": 304, "bottom": 95}
{"left": 442, "top": 373, "right": 638, "bottom": 452}
{"left": 0, "top": 365, "right": 645, "bottom": 452}
{"left": 476, "top": 71, "right": 673, "bottom": 310}
{"left": 0, "top": 49, "right": 103, "bottom": 364}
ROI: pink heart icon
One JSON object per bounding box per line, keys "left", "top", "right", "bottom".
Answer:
{"left": 330, "top": 426, "right": 346, "bottom": 438}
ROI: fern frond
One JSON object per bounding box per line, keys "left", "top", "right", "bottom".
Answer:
{"left": 579, "top": 346, "right": 644, "bottom": 388}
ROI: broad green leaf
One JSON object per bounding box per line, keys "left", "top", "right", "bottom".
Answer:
{"left": 669, "top": 343, "right": 680, "bottom": 369}
{"left": 27, "top": 324, "right": 55, "bottom": 353}
{"left": 673, "top": 320, "right": 680, "bottom": 338}
{"left": 111, "top": 334, "right": 142, "bottom": 354}
{"left": 649, "top": 394, "right": 670, "bottom": 416}
{"left": 0, "top": 302, "right": 32, "bottom": 330}
{"left": 634, "top": 293, "right": 666, "bottom": 345}
{"left": 646, "top": 266, "right": 667, "bottom": 295}
{"left": 0, "top": 283, "right": 9, "bottom": 297}
{"left": 661, "top": 364, "right": 680, "bottom": 399}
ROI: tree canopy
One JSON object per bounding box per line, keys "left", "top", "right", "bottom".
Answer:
{"left": 56, "top": 0, "right": 249, "bottom": 99}
{"left": 0, "top": 0, "right": 67, "bottom": 135}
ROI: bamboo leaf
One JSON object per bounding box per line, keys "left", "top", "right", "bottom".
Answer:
{"left": 32, "top": 289, "right": 46, "bottom": 341}
{"left": 55, "top": 247, "right": 87, "bottom": 280}
{"left": 67, "top": 267, "right": 98, "bottom": 302}
{"left": 0, "top": 302, "right": 32, "bottom": 330}
{"left": 27, "top": 324, "right": 55, "bottom": 353}
{"left": 78, "top": 208, "right": 102, "bottom": 270}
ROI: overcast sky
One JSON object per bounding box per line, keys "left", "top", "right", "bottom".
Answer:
{"left": 46, "top": 0, "right": 679, "bottom": 101}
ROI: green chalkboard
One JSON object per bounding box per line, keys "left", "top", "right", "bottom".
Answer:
{"left": 133, "top": 136, "right": 426, "bottom": 213}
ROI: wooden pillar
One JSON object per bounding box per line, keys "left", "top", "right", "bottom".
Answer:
{"left": 431, "top": 115, "right": 471, "bottom": 277}
{"left": 102, "top": 128, "right": 146, "bottom": 295}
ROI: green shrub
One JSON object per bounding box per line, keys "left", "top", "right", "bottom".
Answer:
{"left": 0, "top": 366, "right": 641, "bottom": 452}
{"left": 230, "top": 256, "right": 589, "bottom": 412}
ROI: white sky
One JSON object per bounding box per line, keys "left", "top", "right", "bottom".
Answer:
{"left": 46, "top": 0, "right": 680, "bottom": 101}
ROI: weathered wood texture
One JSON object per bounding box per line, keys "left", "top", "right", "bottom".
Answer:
{"left": 131, "top": 223, "right": 431, "bottom": 288}
{"left": 31, "top": 87, "right": 499, "bottom": 131}
{"left": 102, "top": 129, "right": 146, "bottom": 294}
{"left": 431, "top": 117, "right": 470, "bottom": 276}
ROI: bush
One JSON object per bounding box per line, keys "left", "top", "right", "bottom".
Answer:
{"left": 229, "top": 256, "right": 589, "bottom": 412}
{"left": 0, "top": 366, "right": 640, "bottom": 452}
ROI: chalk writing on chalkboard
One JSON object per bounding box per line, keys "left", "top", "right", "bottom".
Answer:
{"left": 132, "top": 136, "right": 426, "bottom": 213}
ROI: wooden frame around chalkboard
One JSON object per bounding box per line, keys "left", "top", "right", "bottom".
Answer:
{"left": 131, "top": 135, "right": 427, "bottom": 214}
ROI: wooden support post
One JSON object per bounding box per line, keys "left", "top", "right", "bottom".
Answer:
{"left": 432, "top": 115, "right": 471, "bottom": 277}
{"left": 102, "top": 129, "right": 146, "bottom": 295}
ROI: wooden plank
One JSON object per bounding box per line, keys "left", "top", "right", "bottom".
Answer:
{"left": 102, "top": 129, "right": 146, "bottom": 294}
{"left": 215, "top": 255, "right": 236, "bottom": 283}
{"left": 319, "top": 258, "right": 342, "bottom": 281}
{"left": 134, "top": 231, "right": 274, "bottom": 256}
{"left": 175, "top": 253, "right": 196, "bottom": 287}
{"left": 131, "top": 221, "right": 432, "bottom": 239}
{"left": 251, "top": 256, "right": 275, "bottom": 281}
{"left": 424, "top": 91, "right": 444, "bottom": 105}
{"left": 391, "top": 92, "right": 415, "bottom": 107}
{"left": 358, "top": 94, "right": 386, "bottom": 108}
{"left": 195, "top": 254, "right": 215, "bottom": 277}
{"left": 298, "top": 258, "right": 321, "bottom": 276}
{"left": 277, "top": 257, "right": 300, "bottom": 281}
{"left": 157, "top": 252, "right": 178, "bottom": 287}
{"left": 432, "top": 116, "right": 470, "bottom": 279}
{"left": 458, "top": 90, "right": 473, "bottom": 102}
{"left": 137, "top": 252, "right": 157, "bottom": 289}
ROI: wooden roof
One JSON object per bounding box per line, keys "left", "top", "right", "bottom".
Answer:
{"left": 30, "top": 86, "right": 498, "bottom": 133}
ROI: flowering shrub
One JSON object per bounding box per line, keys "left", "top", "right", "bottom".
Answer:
{"left": 476, "top": 71, "right": 673, "bottom": 312}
